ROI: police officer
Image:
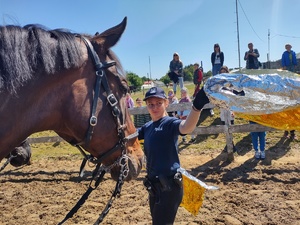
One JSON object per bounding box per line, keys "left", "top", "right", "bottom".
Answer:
{"left": 138, "top": 86, "right": 209, "bottom": 224}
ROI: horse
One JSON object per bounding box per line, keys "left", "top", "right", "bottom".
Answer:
{"left": 0, "top": 17, "right": 144, "bottom": 181}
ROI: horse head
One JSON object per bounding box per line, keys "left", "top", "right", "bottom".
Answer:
{"left": 56, "top": 17, "right": 144, "bottom": 181}
{"left": 0, "top": 17, "right": 144, "bottom": 181}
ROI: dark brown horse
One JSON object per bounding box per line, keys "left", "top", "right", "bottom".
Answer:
{"left": 0, "top": 17, "right": 143, "bottom": 180}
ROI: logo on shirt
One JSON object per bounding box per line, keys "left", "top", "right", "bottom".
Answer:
{"left": 155, "top": 127, "right": 163, "bottom": 131}
{"left": 154, "top": 124, "right": 164, "bottom": 131}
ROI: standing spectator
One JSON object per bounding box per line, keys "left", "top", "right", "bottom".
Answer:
{"left": 281, "top": 43, "right": 297, "bottom": 72}
{"left": 169, "top": 52, "right": 184, "bottom": 94}
{"left": 219, "top": 66, "right": 237, "bottom": 152}
{"left": 167, "top": 89, "right": 179, "bottom": 117}
{"left": 134, "top": 97, "right": 151, "bottom": 128}
{"left": 250, "top": 121, "right": 266, "bottom": 160}
{"left": 281, "top": 43, "right": 297, "bottom": 140}
{"left": 178, "top": 87, "right": 196, "bottom": 143}
{"left": 211, "top": 43, "right": 224, "bottom": 76}
{"left": 192, "top": 63, "right": 203, "bottom": 98}
{"left": 126, "top": 92, "right": 134, "bottom": 108}
{"left": 138, "top": 86, "right": 209, "bottom": 224}
{"left": 244, "top": 42, "right": 260, "bottom": 69}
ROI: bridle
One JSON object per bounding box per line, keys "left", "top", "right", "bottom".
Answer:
{"left": 71, "top": 36, "right": 135, "bottom": 165}
{"left": 58, "top": 36, "right": 138, "bottom": 225}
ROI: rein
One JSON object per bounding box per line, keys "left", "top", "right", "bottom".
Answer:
{"left": 58, "top": 36, "right": 137, "bottom": 225}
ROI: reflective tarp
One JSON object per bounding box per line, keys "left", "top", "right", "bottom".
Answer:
{"left": 204, "top": 69, "right": 300, "bottom": 130}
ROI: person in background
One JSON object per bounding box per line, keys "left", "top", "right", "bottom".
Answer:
{"left": 169, "top": 52, "right": 184, "bottom": 94}
{"left": 178, "top": 87, "right": 196, "bottom": 144}
{"left": 210, "top": 43, "right": 224, "bottom": 116}
{"left": 167, "top": 89, "right": 179, "bottom": 117}
{"left": 281, "top": 43, "right": 297, "bottom": 140}
{"left": 244, "top": 42, "right": 260, "bottom": 69}
{"left": 138, "top": 86, "right": 209, "bottom": 225}
{"left": 211, "top": 43, "right": 224, "bottom": 76}
{"left": 134, "top": 97, "right": 151, "bottom": 128}
{"left": 126, "top": 92, "right": 134, "bottom": 108}
{"left": 192, "top": 63, "right": 203, "bottom": 98}
{"left": 281, "top": 43, "right": 297, "bottom": 72}
{"left": 250, "top": 121, "right": 266, "bottom": 160}
{"left": 219, "top": 66, "right": 238, "bottom": 152}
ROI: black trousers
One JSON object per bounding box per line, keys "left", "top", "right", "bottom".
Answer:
{"left": 148, "top": 179, "right": 183, "bottom": 225}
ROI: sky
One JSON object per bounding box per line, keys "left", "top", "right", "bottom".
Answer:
{"left": 0, "top": 0, "right": 300, "bottom": 80}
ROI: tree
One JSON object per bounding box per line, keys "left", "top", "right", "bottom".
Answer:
{"left": 126, "top": 72, "right": 143, "bottom": 88}
{"left": 159, "top": 73, "right": 171, "bottom": 86}
{"left": 183, "top": 64, "right": 194, "bottom": 82}
{"left": 141, "top": 76, "right": 149, "bottom": 83}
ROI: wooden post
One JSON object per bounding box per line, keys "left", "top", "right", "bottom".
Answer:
{"left": 223, "top": 109, "right": 234, "bottom": 162}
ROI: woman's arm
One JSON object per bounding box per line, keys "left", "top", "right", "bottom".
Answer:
{"left": 179, "top": 108, "right": 201, "bottom": 134}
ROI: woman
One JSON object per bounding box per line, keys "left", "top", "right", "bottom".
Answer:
{"left": 167, "top": 89, "right": 178, "bottom": 117}
{"left": 126, "top": 92, "right": 134, "bottom": 108}
{"left": 211, "top": 43, "right": 224, "bottom": 76}
{"left": 138, "top": 86, "right": 209, "bottom": 224}
{"left": 178, "top": 87, "right": 196, "bottom": 143}
{"left": 169, "top": 52, "right": 184, "bottom": 94}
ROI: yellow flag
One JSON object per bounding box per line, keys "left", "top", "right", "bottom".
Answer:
{"left": 178, "top": 168, "right": 218, "bottom": 216}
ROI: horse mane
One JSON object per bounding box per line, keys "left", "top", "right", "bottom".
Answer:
{"left": 0, "top": 24, "right": 83, "bottom": 94}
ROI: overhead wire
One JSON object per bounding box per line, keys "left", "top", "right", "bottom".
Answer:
{"left": 270, "top": 31, "right": 300, "bottom": 39}
{"left": 237, "top": 0, "right": 264, "bottom": 42}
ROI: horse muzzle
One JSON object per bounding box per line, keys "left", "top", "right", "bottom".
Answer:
{"left": 110, "top": 152, "right": 144, "bottom": 181}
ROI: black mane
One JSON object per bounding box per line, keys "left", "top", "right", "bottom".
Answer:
{"left": 0, "top": 24, "right": 83, "bottom": 94}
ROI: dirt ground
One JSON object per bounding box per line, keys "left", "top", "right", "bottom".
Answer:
{"left": 0, "top": 134, "right": 300, "bottom": 225}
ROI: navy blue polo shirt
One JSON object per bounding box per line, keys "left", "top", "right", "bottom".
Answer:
{"left": 138, "top": 116, "right": 183, "bottom": 179}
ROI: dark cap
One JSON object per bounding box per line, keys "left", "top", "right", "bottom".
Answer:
{"left": 143, "top": 87, "right": 167, "bottom": 101}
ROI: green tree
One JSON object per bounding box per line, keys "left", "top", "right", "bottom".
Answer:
{"left": 141, "top": 76, "right": 149, "bottom": 83}
{"left": 160, "top": 73, "right": 171, "bottom": 86}
{"left": 183, "top": 64, "right": 194, "bottom": 82}
{"left": 203, "top": 70, "right": 212, "bottom": 82}
{"left": 126, "top": 72, "right": 143, "bottom": 88}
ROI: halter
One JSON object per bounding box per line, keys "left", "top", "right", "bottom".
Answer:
{"left": 58, "top": 36, "right": 138, "bottom": 225}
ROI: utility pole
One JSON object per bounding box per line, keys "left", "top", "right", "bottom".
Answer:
{"left": 148, "top": 56, "right": 152, "bottom": 80}
{"left": 268, "top": 29, "right": 270, "bottom": 69}
{"left": 236, "top": 0, "right": 241, "bottom": 70}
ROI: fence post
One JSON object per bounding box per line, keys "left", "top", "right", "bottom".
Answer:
{"left": 224, "top": 110, "right": 234, "bottom": 162}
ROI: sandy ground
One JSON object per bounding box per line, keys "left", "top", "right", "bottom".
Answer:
{"left": 0, "top": 135, "right": 300, "bottom": 225}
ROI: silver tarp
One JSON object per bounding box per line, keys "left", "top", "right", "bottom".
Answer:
{"left": 204, "top": 69, "right": 300, "bottom": 115}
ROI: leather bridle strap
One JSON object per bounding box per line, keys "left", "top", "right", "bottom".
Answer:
{"left": 78, "top": 36, "right": 118, "bottom": 148}
{"left": 57, "top": 164, "right": 106, "bottom": 225}
{"left": 70, "top": 36, "right": 124, "bottom": 165}
{"left": 59, "top": 36, "right": 135, "bottom": 225}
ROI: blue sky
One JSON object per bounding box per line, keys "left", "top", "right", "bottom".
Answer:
{"left": 1, "top": 0, "right": 299, "bottom": 80}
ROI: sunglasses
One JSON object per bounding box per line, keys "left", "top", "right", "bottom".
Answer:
{"left": 173, "top": 54, "right": 178, "bottom": 56}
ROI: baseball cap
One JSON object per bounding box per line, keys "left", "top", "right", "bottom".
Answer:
{"left": 143, "top": 87, "right": 167, "bottom": 101}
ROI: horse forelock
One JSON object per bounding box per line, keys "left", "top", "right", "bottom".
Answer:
{"left": 0, "top": 24, "right": 83, "bottom": 94}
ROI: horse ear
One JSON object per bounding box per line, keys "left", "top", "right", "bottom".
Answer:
{"left": 93, "top": 17, "right": 127, "bottom": 49}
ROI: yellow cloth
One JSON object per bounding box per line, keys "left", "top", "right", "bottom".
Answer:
{"left": 180, "top": 173, "right": 206, "bottom": 216}
{"left": 236, "top": 107, "right": 300, "bottom": 130}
